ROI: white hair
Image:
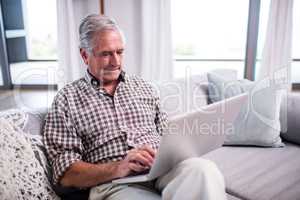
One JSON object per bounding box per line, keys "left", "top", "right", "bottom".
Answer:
{"left": 79, "top": 14, "right": 125, "bottom": 53}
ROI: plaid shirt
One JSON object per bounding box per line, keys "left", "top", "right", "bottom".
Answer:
{"left": 43, "top": 71, "right": 168, "bottom": 184}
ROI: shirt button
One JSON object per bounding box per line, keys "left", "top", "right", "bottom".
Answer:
{"left": 127, "top": 140, "right": 135, "bottom": 147}
{"left": 120, "top": 124, "right": 128, "bottom": 131}
{"left": 91, "top": 79, "right": 99, "bottom": 87}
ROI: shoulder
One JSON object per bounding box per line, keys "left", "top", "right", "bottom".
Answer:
{"left": 53, "top": 78, "right": 87, "bottom": 106}
{"left": 126, "top": 74, "right": 159, "bottom": 96}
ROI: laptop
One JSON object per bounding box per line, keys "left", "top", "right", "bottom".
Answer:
{"left": 112, "top": 93, "right": 247, "bottom": 184}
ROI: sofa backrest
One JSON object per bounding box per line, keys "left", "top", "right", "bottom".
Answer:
{"left": 154, "top": 74, "right": 209, "bottom": 118}
{"left": 280, "top": 92, "right": 300, "bottom": 144}
{"left": 155, "top": 69, "right": 239, "bottom": 118}
{"left": 13, "top": 70, "right": 299, "bottom": 145}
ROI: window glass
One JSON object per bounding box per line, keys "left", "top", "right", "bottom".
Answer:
{"left": 173, "top": 61, "right": 244, "bottom": 79}
{"left": 255, "top": 0, "right": 270, "bottom": 79}
{"left": 256, "top": 0, "right": 271, "bottom": 60}
{"left": 172, "top": 0, "right": 249, "bottom": 78}
{"left": 292, "top": 0, "right": 300, "bottom": 83}
{"left": 292, "top": 62, "right": 300, "bottom": 83}
{"left": 25, "top": 0, "right": 57, "bottom": 60}
{"left": 292, "top": 0, "right": 300, "bottom": 59}
{"left": 10, "top": 0, "right": 58, "bottom": 85}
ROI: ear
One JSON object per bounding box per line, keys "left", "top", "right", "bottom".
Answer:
{"left": 80, "top": 48, "right": 89, "bottom": 65}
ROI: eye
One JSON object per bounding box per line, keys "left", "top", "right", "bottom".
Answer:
{"left": 101, "top": 51, "right": 111, "bottom": 57}
{"left": 117, "top": 49, "right": 124, "bottom": 55}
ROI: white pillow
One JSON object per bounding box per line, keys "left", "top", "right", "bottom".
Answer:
{"left": 0, "top": 118, "right": 60, "bottom": 200}
{"left": 207, "top": 73, "right": 284, "bottom": 147}
{"left": 0, "top": 109, "right": 28, "bottom": 130}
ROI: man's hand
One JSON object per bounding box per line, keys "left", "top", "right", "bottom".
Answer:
{"left": 60, "top": 145, "right": 156, "bottom": 188}
{"left": 116, "top": 145, "right": 156, "bottom": 178}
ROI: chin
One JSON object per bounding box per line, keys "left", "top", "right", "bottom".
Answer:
{"left": 103, "top": 70, "right": 121, "bottom": 82}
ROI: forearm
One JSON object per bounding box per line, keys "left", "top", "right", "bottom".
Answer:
{"left": 60, "top": 160, "right": 121, "bottom": 188}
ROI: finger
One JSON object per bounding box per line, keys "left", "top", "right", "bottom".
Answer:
{"left": 127, "top": 148, "right": 138, "bottom": 155}
{"left": 128, "top": 162, "right": 148, "bottom": 172}
{"left": 125, "top": 149, "right": 139, "bottom": 160}
{"left": 128, "top": 152, "right": 151, "bottom": 166}
{"left": 138, "top": 145, "right": 156, "bottom": 157}
{"left": 127, "top": 148, "right": 154, "bottom": 163}
{"left": 138, "top": 150, "right": 154, "bottom": 164}
{"left": 127, "top": 152, "right": 153, "bottom": 167}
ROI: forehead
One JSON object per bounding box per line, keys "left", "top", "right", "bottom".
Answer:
{"left": 93, "top": 30, "right": 124, "bottom": 50}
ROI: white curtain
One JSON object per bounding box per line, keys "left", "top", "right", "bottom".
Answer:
{"left": 139, "top": 0, "right": 173, "bottom": 82}
{"left": 56, "top": 0, "right": 99, "bottom": 89}
{"left": 104, "top": 0, "right": 173, "bottom": 83}
{"left": 258, "top": 0, "right": 294, "bottom": 84}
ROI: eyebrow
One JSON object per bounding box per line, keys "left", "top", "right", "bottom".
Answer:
{"left": 96, "top": 48, "right": 124, "bottom": 55}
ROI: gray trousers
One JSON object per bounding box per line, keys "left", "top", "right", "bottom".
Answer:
{"left": 89, "top": 158, "right": 227, "bottom": 200}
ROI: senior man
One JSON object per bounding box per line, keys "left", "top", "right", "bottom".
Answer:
{"left": 44, "top": 14, "right": 226, "bottom": 200}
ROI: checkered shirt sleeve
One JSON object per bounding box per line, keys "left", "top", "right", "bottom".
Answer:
{"left": 43, "top": 91, "right": 84, "bottom": 185}
{"left": 154, "top": 93, "right": 168, "bottom": 136}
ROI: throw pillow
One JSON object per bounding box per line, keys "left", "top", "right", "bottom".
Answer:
{"left": 0, "top": 109, "right": 27, "bottom": 130}
{"left": 0, "top": 118, "right": 60, "bottom": 200}
{"left": 23, "top": 108, "right": 48, "bottom": 135}
{"left": 0, "top": 109, "right": 53, "bottom": 183}
{"left": 207, "top": 72, "right": 284, "bottom": 147}
{"left": 0, "top": 108, "right": 48, "bottom": 136}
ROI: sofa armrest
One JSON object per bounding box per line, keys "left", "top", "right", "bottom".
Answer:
{"left": 280, "top": 93, "right": 300, "bottom": 145}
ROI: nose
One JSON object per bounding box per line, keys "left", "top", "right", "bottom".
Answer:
{"left": 110, "top": 52, "right": 121, "bottom": 66}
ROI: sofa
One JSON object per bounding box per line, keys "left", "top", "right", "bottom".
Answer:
{"left": 0, "top": 71, "right": 300, "bottom": 200}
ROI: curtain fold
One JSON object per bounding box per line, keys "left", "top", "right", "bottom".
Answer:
{"left": 258, "top": 0, "right": 294, "bottom": 85}
{"left": 139, "top": 0, "right": 173, "bottom": 82}
{"left": 258, "top": 0, "right": 294, "bottom": 133}
{"left": 56, "top": 0, "right": 99, "bottom": 89}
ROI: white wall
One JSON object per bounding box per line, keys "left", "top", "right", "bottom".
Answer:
{"left": 104, "top": 0, "right": 142, "bottom": 76}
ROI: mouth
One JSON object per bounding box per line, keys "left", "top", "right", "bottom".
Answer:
{"left": 105, "top": 69, "right": 120, "bottom": 72}
{"left": 104, "top": 67, "right": 121, "bottom": 72}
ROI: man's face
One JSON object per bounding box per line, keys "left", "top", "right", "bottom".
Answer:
{"left": 80, "top": 30, "right": 124, "bottom": 85}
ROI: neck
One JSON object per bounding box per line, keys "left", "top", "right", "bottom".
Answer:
{"left": 102, "top": 80, "right": 119, "bottom": 95}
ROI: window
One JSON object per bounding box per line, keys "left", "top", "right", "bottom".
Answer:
{"left": 10, "top": 0, "right": 58, "bottom": 85}
{"left": 172, "top": 0, "right": 299, "bottom": 86}
{"left": 292, "top": 0, "right": 300, "bottom": 83}
{"left": 171, "top": 0, "right": 249, "bottom": 79}
{"left": 255, "top": 0, "right": 270, "bottom": 79}
{"left": 25, "top": 0, "right": 57, "bottom": 60}
{"left": 0, "top": 0, "right": 58, "bottom": 87}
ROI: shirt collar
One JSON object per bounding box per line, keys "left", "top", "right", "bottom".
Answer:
{"left": 84, "top": 70, "right": 126, "bottom": 89}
